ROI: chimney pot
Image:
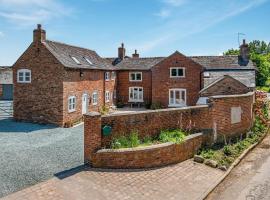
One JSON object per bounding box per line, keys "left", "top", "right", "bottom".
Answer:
{"left": 239, "top": 39, "right": 249, "bottom": 65}
{"left": 33, "top": 24, "right": 46, "bottom": 43}
{"left": 132, "top": 49, "right": 139, "bottom": 58}
{"left": 118, "top": 43, "right": 126, "bottom": 60}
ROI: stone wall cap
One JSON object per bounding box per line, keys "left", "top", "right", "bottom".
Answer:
{"left": 102, "top": 105, "right": 209, "bottom": 118}
{"left": 210, "top": 91, "right": 254, "bottom": 99}
{"left": 84, "top": 112, "right": 101, "bottom": 117}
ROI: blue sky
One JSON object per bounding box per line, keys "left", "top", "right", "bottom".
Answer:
{"left": 0, "top": 0, "right": 270, "bottom": 65}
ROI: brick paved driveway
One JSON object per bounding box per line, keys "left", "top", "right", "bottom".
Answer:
{"left": 0, "top": 119, "right": 83, "bottom": 198}
{"left": 1, "top": 160, "right": 225, "bottom": 200}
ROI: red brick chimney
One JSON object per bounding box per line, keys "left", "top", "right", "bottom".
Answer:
{"left": 33, "top": 24, "right": 46, "bottom": 43}
{"left": 132, "top": 50, "right": 139, "bottom": 58}
{"left": 118, "top": 43, "right": 126, "bottom": 60}
{"left": 239, "top": 39, "right": 250, "bottom": 64}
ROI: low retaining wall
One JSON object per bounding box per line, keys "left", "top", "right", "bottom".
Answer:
{"left": 92, "top": 132, "right": 204, "bottom": 169}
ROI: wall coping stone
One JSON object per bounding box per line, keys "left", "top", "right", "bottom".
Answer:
{"left": 84, "top": 112, "right": 101, "bottom": 117}
{"left": 96, "top": 132, "right": 203, "bottom": 153}
{"left": 210, "top": 92, "right": 254, "bottom": 99}
{"left": 102, "top": 105, "right": 209, "bottom": 118}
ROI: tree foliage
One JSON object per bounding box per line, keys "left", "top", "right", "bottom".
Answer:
{"left": 224, "top": 40, "right": 270, "bottom": 87}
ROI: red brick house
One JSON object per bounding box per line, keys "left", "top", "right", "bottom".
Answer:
{"left": 13, "top": 25, "right": 116, "bottom": 126}
{"left": 13, "top": 25, "right": 255, "bottom": 126}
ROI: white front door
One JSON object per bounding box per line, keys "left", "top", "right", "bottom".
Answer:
{"left": 169, "top": 89, "right": 186, "bottom": 107}
{"left": 82, "top": 94, "right": 88, "bottom": 114}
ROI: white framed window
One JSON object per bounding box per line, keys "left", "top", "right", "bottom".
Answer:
{"left": 84, "top": 57, "right": 93, "bottom": 65}
{"left": 129, "top": 87, "right": 143, "bottom": 102}
{"left": 169, "top": 89, "right": 186, "bottom": 107}
{"left": 71, "top": 56, "right": 81, "bottom": 65}
{"left": 68, "top": 96, "right": 76, "bottom": 113}
{"left": 17, "top": 69, "right": 31, "bottom": 83}
{"left": 105, "top": 72, "right": 110, "bottom": 81}
{"left": 129, "top": 72, "right": 142, "bottom": 82}
{"left": 111, "top": 71, "right": 116, "bottom": 80}
{"left": 170, "top": 67, "right": 185, "bottom": 78}
{"left": 92, "top": 91, "right": 98, "bottom": 105}
{"left": 105, "top": 91, "right": 110, "bottom": 102}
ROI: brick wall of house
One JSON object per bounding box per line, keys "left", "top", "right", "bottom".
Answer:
{"left": 209, "top": 93, "right": 254, "bottom": 138}
{"left": 63, "top": 69, "right": 116, "bottom": 125}
{"left": 151, "top": 52, "right": 203, "bottom": 107}
{"left": 13, "top": 42, "right": 65, "bottom": 126}
{"left": 200, "top": 76, "right": 250, "bottom": 97}
{"left": 92, "top": 133, "right": 204, "bottom": 168}
{"left": 117, "top": 70, "right": 152, "bottom": 105}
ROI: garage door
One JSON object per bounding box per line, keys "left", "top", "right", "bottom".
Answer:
{"left": 2, "top": 84, "right": 13, "bottom": 100}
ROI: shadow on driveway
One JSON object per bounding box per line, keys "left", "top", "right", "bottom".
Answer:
{"left": 0, "top": 119, "right": 57, "bottom": 133}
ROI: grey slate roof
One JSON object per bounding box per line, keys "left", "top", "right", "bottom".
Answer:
{"left": 190, "top": 56, "right": 255, "bottom": 70}
{"left": 0, "top": 66, "right": 12, "bottom": 70}
{"left": 108, "top": 55, "right": 255, "bottom": 70}
{"left": 44, "top": 40, "right": 115, "bottom": 70}
{"left": 109, "top": 57, "right": 165, "bottom": 70}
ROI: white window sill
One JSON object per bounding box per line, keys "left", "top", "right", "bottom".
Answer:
{"left": 92, "top": 103, "right": 98, "bottom": 106}
{"left": 128, "top": 100, "right": 144, "bottom": 103}
{"left": 129, "top": 80, "right": 142, "bottom": 82}
{"left": 105, "top": 100, "right": 110, "bottom": 103}
{"left": 68, "top": 110, "right": 76, "bottom": 113}
{"left": 168, "top": 104, "right": 186, "bottom": 108}
{"left": 170, "top": 76, "right": 185, "bottom": 78}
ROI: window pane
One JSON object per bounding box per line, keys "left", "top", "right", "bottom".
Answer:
{"left": 139, "top": 90, "right": 143, "bottom": 100}
{"left": 131, "top": 73, "right": 135, "bottom": 80}
{"left": 181, "top": 91, "right": 185, "bottom": 101}
{"left": 171, "top": 69, "right": 177, "bottom": 76}
{"left": 170, "top": 91, "right": 174, "bottom": 104}
{"left": 178, "top": 69, "right": 183, "bottom": 76}
{"left": 25, "top": 76, "right": 30, "bottom": 81}
{"left": 136, "top": 73, "right": 141, "bottom": 80}
{"left": 175, "top": 91, "right": 181, "bottom": 104}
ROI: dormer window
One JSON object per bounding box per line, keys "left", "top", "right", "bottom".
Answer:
{"left": 17, "top": 69, "right": 31, "bottom": 83}
{"left": 71, "top": 56, "right": 81, "bottom": 65}
{"left": 84, "top": 57, "right": 93, "bottom": 65}
{"left": 170, "top": 67, "right": 185, "bottom": 78}
{"left": 105, "top": 72, "right": 110, "bottom": 81}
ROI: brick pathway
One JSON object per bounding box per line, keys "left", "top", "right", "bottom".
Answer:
{"left": 1, "top": 160, "right": 224, "bottom": 200}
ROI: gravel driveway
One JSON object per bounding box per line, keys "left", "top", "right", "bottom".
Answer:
{"left": 0, "top": 119, "right": 83, "bottom": 198}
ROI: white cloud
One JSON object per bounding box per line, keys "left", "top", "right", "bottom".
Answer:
{"left": 0, "top": 31, "right": 4, "bottom": 37}
{"left": 163, "top": 0, "right": 187, "bottom": 7}
{"left": 155, "top": 9, "right": 171, "bottom": 18}
{"left": 137, "top": 0, "right": 269, "bottom": 53}
{"left": 0, "top": 0, "right": 72, "bottom": 26}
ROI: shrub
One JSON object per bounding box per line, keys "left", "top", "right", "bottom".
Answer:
{"left": 150, "top": 102, "right": 163, "bottom": 110}
{"left": 99, "top": 105, "right": 110, "bottom": 115}
{"left": 111, "top": 130, "right": 140, "bottom": 149}
{"left": 159, "top": 129, "right": 186, "bottom": 144}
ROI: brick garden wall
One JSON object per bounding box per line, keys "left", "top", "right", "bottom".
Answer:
{"left": 101, "top": 105, "right": 211, "bottom": 147}
{"left": 84, "top": 92, "right": 254, "bottom": 167}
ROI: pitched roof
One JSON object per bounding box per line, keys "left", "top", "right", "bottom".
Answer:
{"left": 44, "top": 40, "right": 115, "bottom": 70}
{"left": 110, "top": 57, "right": 165, "bottom": 70}
{"left": 0, "top": 66, "right": 12, "bottom": 70}
{"left": 108, "top": 55, "right": 255, "bottom": 70}
{"left": 199, "top": 75, "right": 248, "bottom": 94}
{"left": 190, "top": 56, "right": 255, "bottom": 70}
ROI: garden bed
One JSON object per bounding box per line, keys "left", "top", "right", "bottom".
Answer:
{"left": 92, "top": 132, "right": 205, "bottom": 169}
{"left": 196, "top": 92, "right": 270, "bottom": 170}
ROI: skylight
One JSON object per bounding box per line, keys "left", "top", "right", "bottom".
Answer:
{"left": 71, "top": 56, "right": 81, "bottom": 65}
{"left": 84, "top": 57, "right": 93, "bottom": 65}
